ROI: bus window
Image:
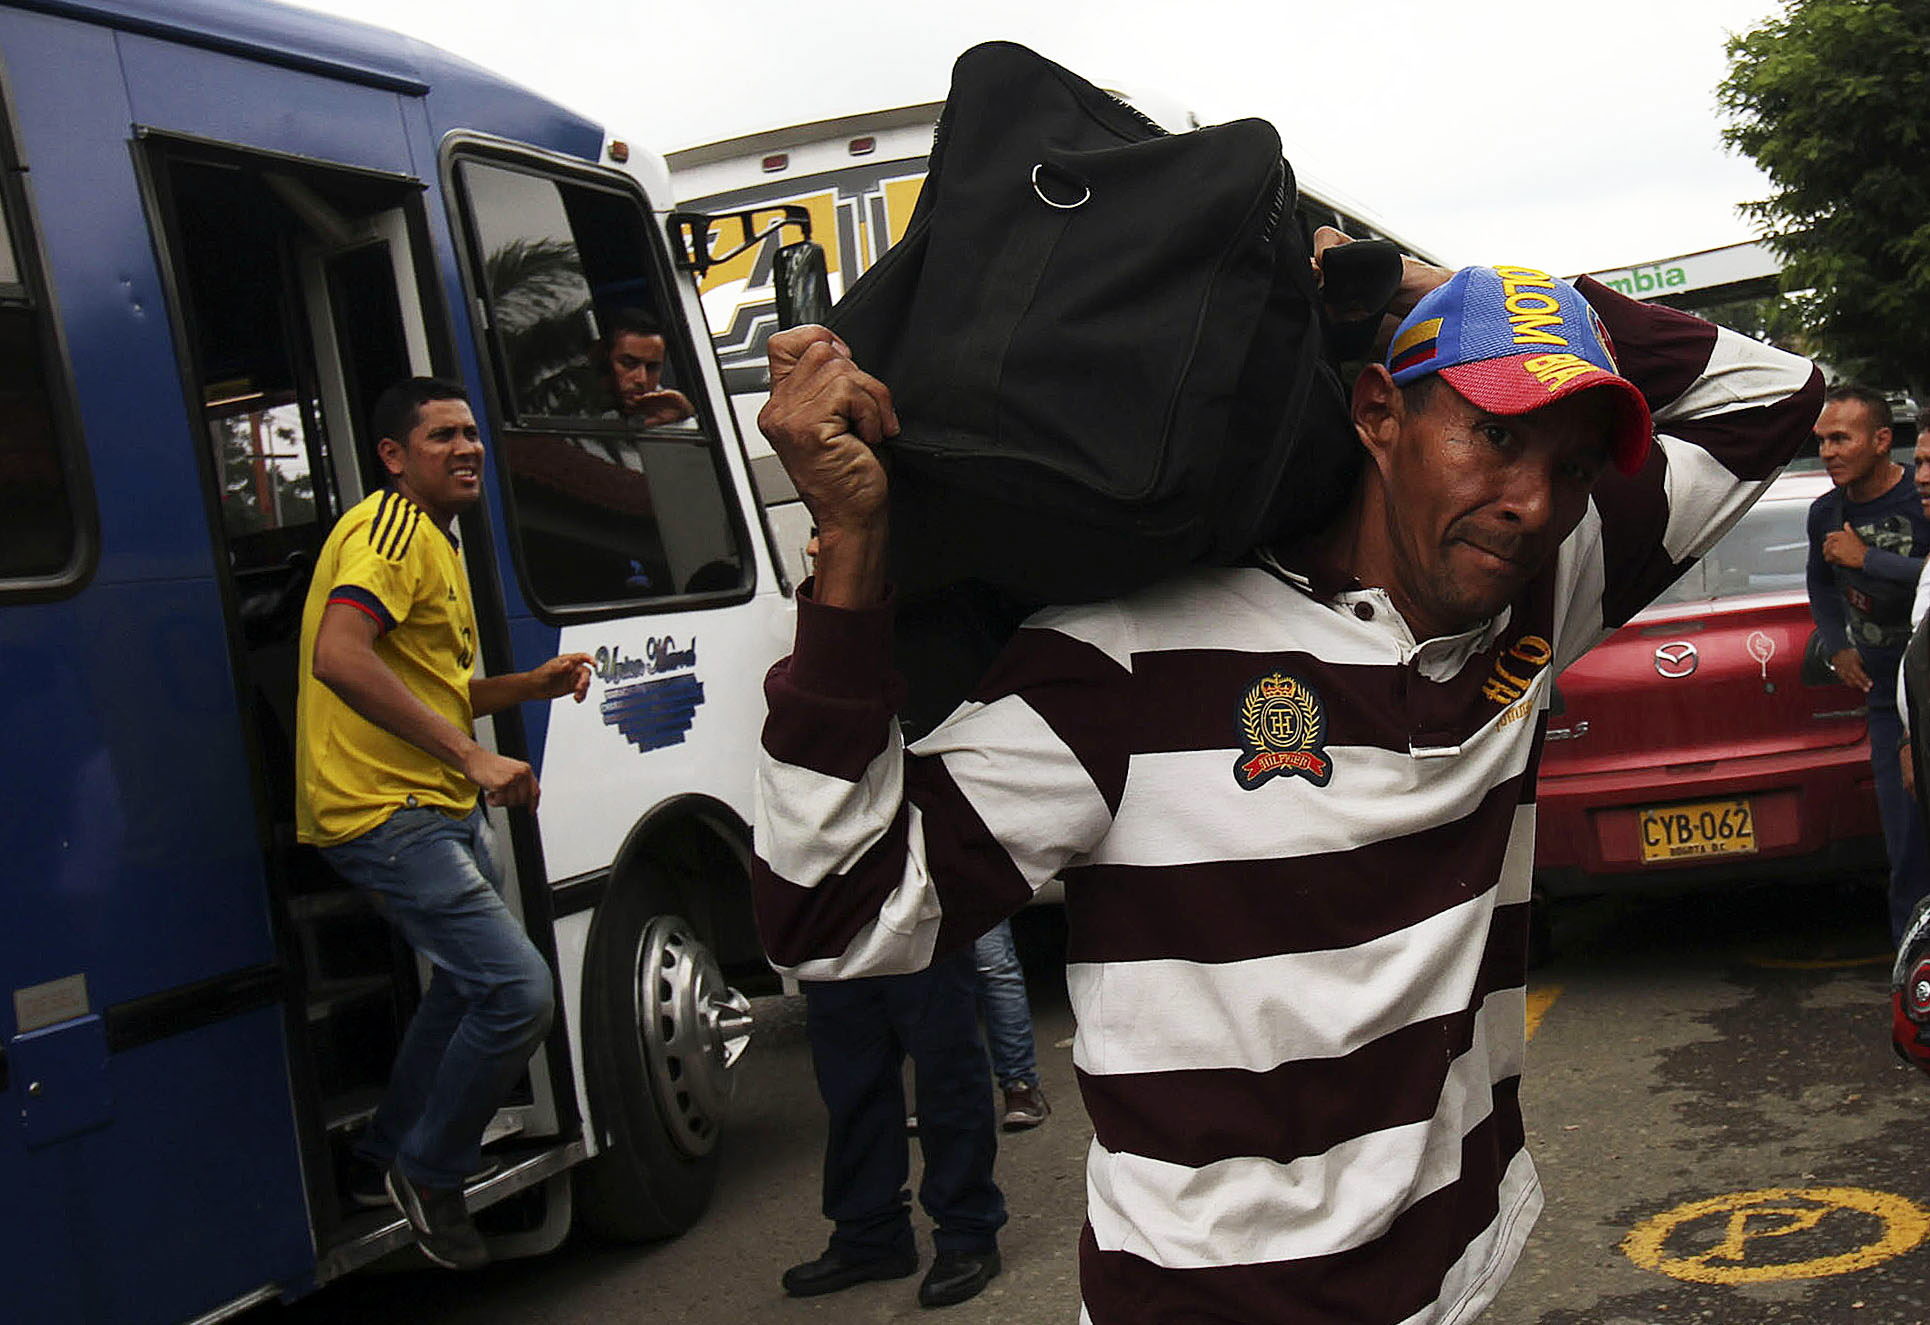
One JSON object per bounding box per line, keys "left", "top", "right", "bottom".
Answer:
{"left": 455, "top": 158, "right": 747, "bottom": 613}
{"left": 0, "top": 128, "right": 88, "bottom": 589}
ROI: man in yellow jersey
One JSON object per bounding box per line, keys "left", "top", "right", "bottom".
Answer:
{"left": 295, "top": 377, "right": 592, "bottom": 1270}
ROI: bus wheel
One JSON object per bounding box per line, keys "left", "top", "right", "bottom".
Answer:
{"left": 577, "top": 872, "right": 752, "bottom": 1241}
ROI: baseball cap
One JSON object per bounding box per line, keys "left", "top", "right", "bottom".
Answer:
{"left": 1384, "top": 264, "right": 1654, "bottom": 475}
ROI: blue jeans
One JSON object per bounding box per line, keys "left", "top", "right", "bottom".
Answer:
{"left": 973, "top": 919, "right": 1038, "bottom": 1089}
{"left": 321, "top": 804, "right": 555, "bottom": 1189}
{"left": 1870, "top": 704, "right": 1930, "bottom": 943}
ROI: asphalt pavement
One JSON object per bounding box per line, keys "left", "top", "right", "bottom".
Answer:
{"left": 264, "top": 880, "right": 1930, "bottom": 1325}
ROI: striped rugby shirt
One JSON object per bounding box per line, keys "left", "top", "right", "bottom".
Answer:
{"left": 754, "top": 281, "right": 1822, "bottom": 1322}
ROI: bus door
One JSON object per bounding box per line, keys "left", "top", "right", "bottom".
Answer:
{"left": 138, "top": 138, "right": 525, "bottom": 1252}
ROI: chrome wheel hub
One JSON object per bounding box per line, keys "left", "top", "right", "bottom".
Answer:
{"left": 635, "top": 914, "right": 751, "bottom": 1159}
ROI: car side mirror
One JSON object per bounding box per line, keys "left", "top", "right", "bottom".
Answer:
{"left": 1800, "top": 629, "right": 1837, "bottom": 687}
{"left": 774, "top": 240, "right": 832, "bottom": 330}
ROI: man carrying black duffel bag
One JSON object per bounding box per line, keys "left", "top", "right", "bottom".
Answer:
{"left": 750, "top": 243, "right": 1821, "bottom": 1322}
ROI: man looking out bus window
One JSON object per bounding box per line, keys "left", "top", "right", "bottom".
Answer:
{"left": 294, "top": 376, "right": 592, "bottom": 1270}
{"left": 601, "top": 306, "right": 695, "bottom": 427}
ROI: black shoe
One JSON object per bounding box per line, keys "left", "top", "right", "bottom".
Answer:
{"left": 349, "top": 1156, "right": 502, "bottom": 1209}
{"left": 781, "top": 1246, "right": 918, "bottom": 1297}
{"left": 918, "top": 1248, "right": 1001, "bottom": 1307}
{"left": 386, "top": 1164, "right": 488, "bottom": 1270}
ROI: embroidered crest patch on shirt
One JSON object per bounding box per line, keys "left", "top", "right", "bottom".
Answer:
{"left": 1234, "top": 672, "right": 1333, "bottom": 790}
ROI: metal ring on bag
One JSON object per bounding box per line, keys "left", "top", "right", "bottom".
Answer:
{"left": 1031, "top": 163, "right": 1091, "bottom": 210}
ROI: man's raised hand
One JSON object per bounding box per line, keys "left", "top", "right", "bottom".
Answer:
{"left": 759, "top": 326, "right": 896, "bottom": 607}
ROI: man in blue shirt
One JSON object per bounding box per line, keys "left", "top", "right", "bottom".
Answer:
{"left": 1807, "top": 384, "right": 1930, "bottom": 941}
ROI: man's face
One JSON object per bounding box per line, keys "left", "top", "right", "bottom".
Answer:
{"left": 379, "top": 397, "right": 483, "bottom": 520}
{"left": 1377, "top": 379, "right": 1612, "bottom": 633}
{"left": 1816, "top": 398, "right": 1892, "bottom": 489}
{"left": 1914, "top": 429, "right": 1930, "bottom": 516}
{"left": 609, "top": 331, "right": 668, "bottom": 414}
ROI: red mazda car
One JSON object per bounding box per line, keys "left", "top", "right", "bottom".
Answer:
{"left": 1535, "top": 470, "right": 1887, "bottom": 897}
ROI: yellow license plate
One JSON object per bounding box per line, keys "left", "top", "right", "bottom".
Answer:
{"left": 1638, "top": 798, "right": 1757, "bottom": 863}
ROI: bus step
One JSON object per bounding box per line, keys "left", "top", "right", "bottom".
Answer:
{"left": 304, "top": 974, "right": 393, "bottom": 1022}
{"left": 321, "top": 1085, "right": 386, "bottom": 1135}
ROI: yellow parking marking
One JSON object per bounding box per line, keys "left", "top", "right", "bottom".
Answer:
{"left": 1622, "top": 1187, "right": 1930, "bottom": 1284}
{"left": 1747, "top": 953, "right": 1890, "bottom": 970}
{"left": 1524, "top": 985, "right": 1561, "bottom": 1041}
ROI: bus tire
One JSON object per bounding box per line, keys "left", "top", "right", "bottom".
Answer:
{"left": 576, "top": 862, "right": 751, "bottom": 1241}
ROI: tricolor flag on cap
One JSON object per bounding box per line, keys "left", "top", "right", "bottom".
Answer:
{"left": 1384, "top": 265, "right": 1654, "bottom": 475}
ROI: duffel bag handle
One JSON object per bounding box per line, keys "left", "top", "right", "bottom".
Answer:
{"left": 1031, "top": 162, "right": 1091, "bottom": 210}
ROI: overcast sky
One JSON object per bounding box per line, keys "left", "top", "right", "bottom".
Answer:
{"left": 304, "top": 0, "right": 1786, "bottom": 277}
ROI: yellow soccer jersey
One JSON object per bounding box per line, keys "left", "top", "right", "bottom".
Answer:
{"left": 296, "top": 489, "right": 480, "bottom": 846}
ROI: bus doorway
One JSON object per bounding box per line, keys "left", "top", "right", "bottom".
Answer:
{"left": 140, "top": 140, "right": 560, "bottom": 1252}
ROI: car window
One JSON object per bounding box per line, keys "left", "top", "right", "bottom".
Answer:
{"left": 1653, "top": 499, "right": 1810, "bottom": 606}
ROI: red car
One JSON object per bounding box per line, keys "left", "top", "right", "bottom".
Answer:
{"left": 1535, "top": 470, "right": 1887, "bottom": 897}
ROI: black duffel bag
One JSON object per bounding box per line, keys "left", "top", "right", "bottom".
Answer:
{"left": 826, "top": 40, "right": 1364, "bottom": 608}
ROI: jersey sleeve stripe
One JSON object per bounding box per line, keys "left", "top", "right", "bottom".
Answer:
{"left": 1077, "top": 979, "right": 1526, "bottom": 1171}
{"left": 327, "top": 585, "right": 396, "bottom": 633}
{"left": 368, "top": 489, "right": 397, "bottom": 552}
{"left": 756, "top": 754, "right": 1037, "bottom": 973}
{"left": 1578, "top": 276, "right": 1718, "bottom": 411}
{"left": 916, "top": 695, "right": 1116, "bottom": 884}
{"left": 757, "top": 739, "right": 908, "bottom": 884}
{"left": 753, "top": 803, "right": 918, "bottom": 968}
{"left": 760, "top": 677, "right": 899, "bottom": 783}
{"left": 1076, "top": 1134, "right": 1536, "bottom": 1325}
{"left": 395, "top": 508, "right": 421, "bottom": 560}
{"left": 958, "top": 626, "right": 1135, "bottom": 813}
{"left": 1063, "top": 777, "right": 1525, "bottom": 965}
{"left": 378, "top": 503, "right": 410, "bottom": 560}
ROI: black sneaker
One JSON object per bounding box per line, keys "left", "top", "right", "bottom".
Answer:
{"left": 349, "top": 1156, "right": 502, "bottom": 1209}
{"left": 1000, "top": 1081, "right": 1050, "bottom": 1132}
{"left": 386, "top": 1164, "right": 488, "bottom": 1270}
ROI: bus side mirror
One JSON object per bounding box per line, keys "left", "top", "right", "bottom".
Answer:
{"left": 774, "top": 241, "right": 832, "bottom": 330}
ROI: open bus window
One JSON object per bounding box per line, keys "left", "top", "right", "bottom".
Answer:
{"left": 455, "top": 154, "right": 747, "bottom": 613}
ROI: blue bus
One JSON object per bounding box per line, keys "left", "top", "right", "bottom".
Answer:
{"left": 0, "top": 2, "right": 799, "bottom": 1318}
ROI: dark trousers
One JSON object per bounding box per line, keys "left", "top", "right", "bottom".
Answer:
{"left": 1871, "top": 703, "right": 1930, "bottom": 942}
{"left": 801, "top": 948, "right": 1007, "bottom": 1259}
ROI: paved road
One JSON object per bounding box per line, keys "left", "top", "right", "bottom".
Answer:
{"left": 267, "top": 881, "right": 1930, "bottom": 1324}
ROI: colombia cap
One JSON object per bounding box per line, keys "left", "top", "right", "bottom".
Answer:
{"left": 1384, "top": 264, "right": 1653, "bottom": 475}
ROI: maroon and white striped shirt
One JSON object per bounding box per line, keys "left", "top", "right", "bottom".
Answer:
{"left": 754, "top": 282, "right": 1822, "bottom": 1322}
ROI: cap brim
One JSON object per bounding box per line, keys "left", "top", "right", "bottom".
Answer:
{"left": 1439, "top": 357, "right": 1653, "bottom": 476}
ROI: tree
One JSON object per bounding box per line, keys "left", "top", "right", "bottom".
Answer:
{"left": 1719, "top": 0, "right": 1930, "bottom": 403}
{"left": 483, "top": 237, "right": 608, "bottom": 416}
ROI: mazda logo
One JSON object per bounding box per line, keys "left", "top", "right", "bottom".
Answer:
{"left": 1653, "top": 641, "right": 1699, "bottom": 678}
